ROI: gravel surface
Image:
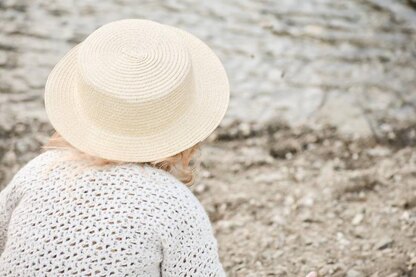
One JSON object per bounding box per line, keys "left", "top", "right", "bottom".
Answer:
{"left": 1, "top": 0, "right": 416, "bottom": 276}
{"left": 198, "top": 120, "right": 416, "bottom": 276}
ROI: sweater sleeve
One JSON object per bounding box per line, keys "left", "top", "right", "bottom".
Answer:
{"left": 0, "top": 174, "right": 25, "bottom": 254}
{"left": 159, "top": 184, "right": 226, "bottom": 277}
{"left": 0, "top": 151, "right": 56, "bottom": 254}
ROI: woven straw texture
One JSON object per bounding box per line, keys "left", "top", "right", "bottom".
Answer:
{"left": 44, "top": 19, "right": 229, "bottom": 162}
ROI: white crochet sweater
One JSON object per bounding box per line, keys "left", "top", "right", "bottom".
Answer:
{"left": 0, "top": 149, "right": 225, "bottom": 276}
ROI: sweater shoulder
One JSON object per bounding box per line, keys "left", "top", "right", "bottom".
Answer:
{"left": 134, "top": 165, "right": 200, "bottom": 206}
{"left": 119, "top": 165, "right": 205, "bottom": 217}
{"left": 13, "top": 150, "right": 199, "bottom": 208}
{"left": 7, "top": 150, "right": 61, "bottom": 183}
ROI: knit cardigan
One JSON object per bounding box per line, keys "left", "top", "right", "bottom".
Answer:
{"left": 0, "top": 149, "right": 225, "bottom": 276}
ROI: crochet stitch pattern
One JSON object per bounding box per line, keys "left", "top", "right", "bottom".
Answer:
{"left": 0, "top": 149, "right": 225, "bottom": 276}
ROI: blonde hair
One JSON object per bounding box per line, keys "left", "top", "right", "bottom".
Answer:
{"left": 41, "top": 131, "right": 202, "bottom": 186}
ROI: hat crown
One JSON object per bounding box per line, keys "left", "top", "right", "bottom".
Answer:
{"left": 44, "top": 18, "right": 230, "bottom": 162}
{"left": 75, "top": 19, "right": 194, "bottom": 135}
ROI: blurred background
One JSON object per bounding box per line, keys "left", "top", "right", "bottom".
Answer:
{"left": 1, "top": 0, "right": 415, "bottom": 276}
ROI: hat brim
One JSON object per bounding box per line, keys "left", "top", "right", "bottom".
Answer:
{"left": 44, "top": 25, "right": 230, "bottom": 162}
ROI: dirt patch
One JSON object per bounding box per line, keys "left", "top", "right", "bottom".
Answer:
{"left": 193, "top": 119, "right": 416, "bottom": 276}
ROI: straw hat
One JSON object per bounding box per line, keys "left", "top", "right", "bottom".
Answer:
{"left": 44, "top": 19, "right": 230, "bottom": 162}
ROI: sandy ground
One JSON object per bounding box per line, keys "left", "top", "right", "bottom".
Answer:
{"left": 196, "top": 120, "right": 416, "bottom": 276}
{"left": 1, "top": 0, "right": 416, "bottom": 276}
